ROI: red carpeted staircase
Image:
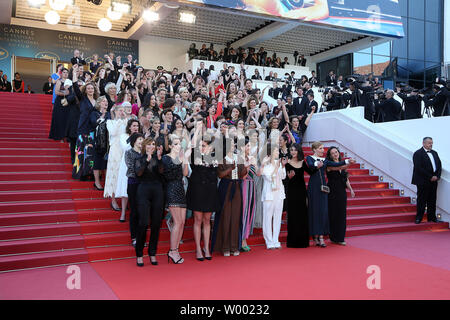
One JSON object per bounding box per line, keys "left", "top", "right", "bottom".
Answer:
{"left": 0, "top": 92, "right": 448, "bottom": 272}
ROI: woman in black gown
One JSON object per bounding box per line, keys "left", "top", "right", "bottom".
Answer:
{"left": 72, "top": 65, "right": 99, "bottom": 180}
{"left": 64, "top": 75, "right": 80, "bottom": 164}
{"left": 279, "top": 134, "right": 291, "bottom": 212}
{"left": 49, "top": 68, "right": 70, "bottom": 141}
{"left": 285, "top": 143, "right": 316, "bottom": 248}
{"left": 326, "top": 146, "right": 355, "bottom": 246}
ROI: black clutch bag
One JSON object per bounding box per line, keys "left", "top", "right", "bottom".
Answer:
{"left": 319, "top": 167, "right": 330, "bottom": 193}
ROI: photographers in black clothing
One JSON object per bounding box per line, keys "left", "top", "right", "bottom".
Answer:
{"left": 397, "top": 89, "right": 422, "bottom": 120}
{"left": 423, "top": 82, "right": 450, "bottom": 117}
{"left": 374, "top": 90, "right": 402, "bottom": 122}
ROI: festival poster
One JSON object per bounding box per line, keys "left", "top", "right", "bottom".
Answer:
{"left": 183, "top": 0, "right": 404, "bottom": 38}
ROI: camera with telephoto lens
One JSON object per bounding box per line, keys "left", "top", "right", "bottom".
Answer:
{"left": 346, "top": 74, "right": 367, "bottom": 85}
{"left": 374, "top": 88, "right": 386, "bottom": 101}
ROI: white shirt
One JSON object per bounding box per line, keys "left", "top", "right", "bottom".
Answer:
{"left": 225, "top": 154, "right": 238, "bottom": 180}
{"left": 261, "top": 162, "right": 286, "bottom": 201}
{"left": 424, "top": 148, "right": 437, "bottom": 172}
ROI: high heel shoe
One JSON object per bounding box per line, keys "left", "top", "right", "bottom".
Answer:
{"left": 313, "top": 236, "right": 320, "bottom": 246}
{"left": 149, "top": 256, "right": 158, "bottom": 266}
{"left": 167, "top": 249, "right": 184, "bottom": 264}
{"left": 319, "top": 237, "right": 327, "bottom": 248}
{"left": 196, "top": 252, "right": 204, "bottom": 262}
{"left": 202, "top": 248, "right": 212, "bottom": 261}
{"left": 93, "top": 183, "right": 104, "bottom": 191}
{"left": 111, "top": 203, "right": 121, "bottom": 211}
{"left": 136, "top": 257, "right": 144, "bottom": 267}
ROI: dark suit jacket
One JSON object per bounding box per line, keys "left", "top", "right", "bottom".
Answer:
{"left": 43, "top": 82, "right": 53, "bottom": 94}
{"left": 293, "top": 95, "right": 308, "bottom": 116}
{"left": 71, "top": 57, "right": 86, "bottom": 66}
{"left": 2, "top": 80, "right": 12, "bottom": 92}
{"left": 375, "top": 98, "right": 402, "bottom": 122}
{"left": 309, "top": 77, "right": 318, "bottom": 86}
{"left": 425, "top": 87, "right": 450, "bottom": 117}
{"left": 196, "top": 68, "right": 209, "bottom": 83}
{"left": 412, "top": 148, "right": 441, "bottom": 185}
{"left": 298, "top": 58, "right": 307, "bottom": 66}
{"left": 398, "top": 93, "right": 422, "bottom": 119}
{"left": 268, "top": 88, "right": 281, "bottom": 100}
{"left": 326, "top": 75, "right": 336, "bottom": 87}
{"left": 306, "top": 100, "right": 318, "bottom": 114}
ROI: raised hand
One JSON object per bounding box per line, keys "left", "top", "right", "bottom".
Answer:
{"left": 288, "top": 170, "right": 295, "bottom": 179}
{"left": 156, "top": 145, "right": 163, "bottom": 160}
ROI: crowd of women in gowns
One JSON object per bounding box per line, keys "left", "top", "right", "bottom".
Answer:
{"left": 47, "top": 56, "right": 357, "bottom": 267}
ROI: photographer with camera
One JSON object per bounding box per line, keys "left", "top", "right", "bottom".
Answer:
{"left": 423, "top": 78, "right": 450, "bottom": 117}
{"left": 322, "top": 88, "right": 340, "bottom": 112}
{"left": 374, "top": 90, "right": 402, "bottom": 122}
{"left": 397, "top": 87, "right": 422, "bottom": 120}
{"left": 348, "top": 76, "right": 376, "bottom": 122}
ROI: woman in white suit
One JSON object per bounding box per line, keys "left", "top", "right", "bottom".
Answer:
{"left": 115, "top": 117, "right": 141, "bottom": 222}
{"left": 103, "top": 105, "right": 127, "bottom": 211}
{"left": 260, "top": 144, "right": 287, "bottom": 250}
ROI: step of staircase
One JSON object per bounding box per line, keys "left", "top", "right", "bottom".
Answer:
{"left": 0, "top": 92, "right": 448, "bottom": 273}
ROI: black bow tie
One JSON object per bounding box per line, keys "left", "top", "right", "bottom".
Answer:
{"left": 426, "top": 150, "right": 431, "bottom": 153}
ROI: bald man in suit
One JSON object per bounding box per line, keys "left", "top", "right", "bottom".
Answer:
{"left": 411, "top": 137, "right": 442, "bottom": 224}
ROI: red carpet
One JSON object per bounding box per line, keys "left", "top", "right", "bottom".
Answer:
{"left": 3, "top": 232, "right": 450, "bottom": 300}
{"left": 0, "top": 91, "right": 449, "bottom": 303}
{"left": 0, "top": 263, "right": 118, "bottom": 300}
{"left": 87, "top": 234, "right": 450, "bottom": 300}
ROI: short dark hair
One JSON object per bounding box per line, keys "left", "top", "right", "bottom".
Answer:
{"left": 423, "top": 137, "right": 433, "bottom": 142}
{"left": 126, "top": 119, "right": 141, "bottom": 135}
{"left": 129, "top": 133, "right": 144, "bottom": 148}
{"left": 162, "top": 98, "right": 176, "bottom": 110}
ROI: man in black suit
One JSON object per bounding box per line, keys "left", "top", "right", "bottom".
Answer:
{"left": 306, "top": 92, "right": 319, "bottom": 114}
{"left": 43, "top": 76, "right": 53, "bottom": 94}
{"left": 268, "top": 81, "right": 281, "bottom": 100}
{"left": 1, "top": 74, "right": 11, "bottom": 92}
{"left": 265, "top": 71, "right": 275, "bottom": 81}
{"left": 309, "top": 71, "right": 318, "bottom": 86}
{"left": 293, "top": 87, "right": 308, "bottom": 116}
{"left": 326, "top": 70, "right": 336, "bottom": 87}
{"left": 412, "top": 137, "right": 442, "bottom": 224}
{"left": 0, "top": 70, "right": 5, "bottom": 91}
{"left": 298, "top": 55, "right": 307, "bottom": 67}
{"left": 196, "top": 61, "right": 209, "bottom": 83}
{"left": 71, "top": 49, "right": 86, "bottom": 66}
{"left": 374, "top": 90, "right": 402, "bottom": 122}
